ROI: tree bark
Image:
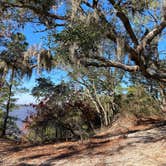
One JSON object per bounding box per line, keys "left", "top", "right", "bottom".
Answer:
{"left": 1, "top": 67, "right": 15, "bottom": 137}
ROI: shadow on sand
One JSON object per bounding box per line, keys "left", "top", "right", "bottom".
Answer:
{"left": 1, "top": 119, "right": 166, "bottom": 166}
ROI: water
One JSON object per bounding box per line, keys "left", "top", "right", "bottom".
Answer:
{"left": 10, "top": 105, "right": 36, "bottom": 129}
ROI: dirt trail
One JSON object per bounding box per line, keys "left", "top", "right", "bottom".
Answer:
{"left": 0, "top": 121, "right": 166, "bottom": 166}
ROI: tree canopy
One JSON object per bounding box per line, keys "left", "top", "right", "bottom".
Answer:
{"left": 0, "top": 0, "right": 166, "bottom": 140}
{"left": 0, "top": 0, "right": 165, "bottom": 83}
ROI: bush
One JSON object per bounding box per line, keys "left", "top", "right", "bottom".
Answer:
{"left": 23, "top": 97, "right": 100, "bottom": 143}
{"left": 119, "top": 86, "right": 163, "bottom": 119}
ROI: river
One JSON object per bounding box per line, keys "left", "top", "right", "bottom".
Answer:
{"left": 10, "top": 105, "right": 36, "bottom": 129}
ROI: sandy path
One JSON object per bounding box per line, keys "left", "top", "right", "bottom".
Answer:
{"left": 0, "top": 123, "right": 166, "bottom": 166}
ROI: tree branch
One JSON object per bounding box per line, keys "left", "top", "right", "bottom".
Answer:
{"left": 137, "top": 21, "right": 166, "bottom": 53}
{"left": 108, "top": 0, "right": 139, "bottom": 46}
{"left": 81, "top": 56, "right": 139, "bottom": 72}
{"left": 93, "top": 0, "right": 99, "bottom": 8}
{"left": 1, "top": 2, "right": 68, "bottom": 20}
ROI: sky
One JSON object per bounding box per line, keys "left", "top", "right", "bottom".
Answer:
{"left": 16, "top": 28, "right": 166, "bottom": 104}
{"left": 14, "top": 2, "right": 166, "bottom": 104}
{"left": 15, "top": 23, "right": 68, "bottom": 104}
{"left": 14, "top": 2, "right": 71, "bottom": 105}
{"left": 15, "top": 69, "right": 68, "bottom": 104}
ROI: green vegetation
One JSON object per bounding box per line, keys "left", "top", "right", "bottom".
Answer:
{"left": 0, "top": 82, "right": 20, "bottom": 138}
{"left": 0, "top": 33, "right": 31, "bottom": 137}
{"left": 0, "top": 0, "right": 165, "bottom": 142}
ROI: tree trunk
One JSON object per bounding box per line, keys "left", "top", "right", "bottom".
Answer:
{"left": 1, "top": 68, "right": 15, "bottom": 137}
{"left": 160, "top": 89, "right": 166, "bottom": 112}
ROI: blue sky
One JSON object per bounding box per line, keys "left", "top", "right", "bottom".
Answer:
{"left": 15, "top": 24, "right": 68, "bottom": 104}
{"left": 15, "top": 24, "right": 44, "bottom": 104}
{"left": 14, "top": 2, "right": 166, "bottom": 104}
{"left": 16, "top": 25, "right": 166, "bottom": 104}
{"left": 16, "top": 69, "right": 68, "bottom": 104}
{"left": 15, "top": 2, "right": 69, "bottom": 104}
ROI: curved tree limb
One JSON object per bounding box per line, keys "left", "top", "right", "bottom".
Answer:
{"left": 108, "top": 0, "right": 139, "bottom": 46}
{"left": 81, "top": 56, "right": 139, "bottom": 72}
{"left": 0, "top": 1, "right": 68, "bottom": 21}
{"left": 137, "top": 21, "right": 166, "bottom": 53}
